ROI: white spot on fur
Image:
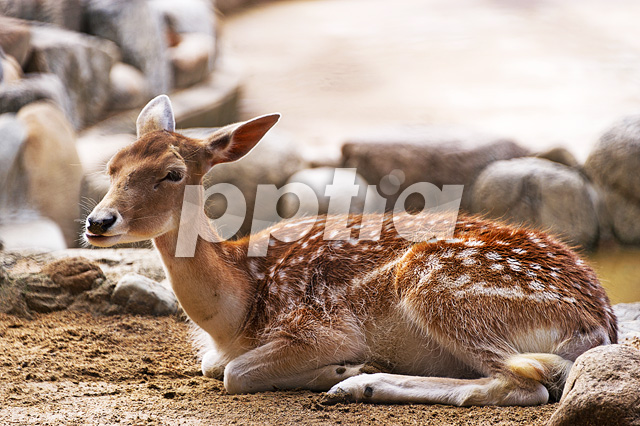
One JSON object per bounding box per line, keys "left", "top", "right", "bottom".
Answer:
{"left": 485, "top": 252, "right": 501, "bottom": 261}
{"left": 512, "top": 248, "right": 527, "bottom": 254}
{"left": 495, "top": 240, "right": 510, "bottom": 245}
{"left": 506, "top": 258, "right": 521, "bottom": 271}
{"left": 462, "top": 257, "right": 477, "bottom": 266}
{"left": 490, "top": 263, "right": 504, "bottom": 271}
{"left": 465, "top": 240, "right": 485, "bottom": 247}
{"left": 529, "top": 280, "right": 545, "bottom": 291}
{"left": 563, "top": 297, "right": 577, "bottom": 304}
{"left": 456, "top": 248, "right": 478, "bottom": 259}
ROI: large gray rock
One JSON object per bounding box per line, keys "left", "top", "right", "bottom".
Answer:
{"left": 547, "top": 344, "right": 640, "bottom": 426}
{"left": 0, "top": 16, "right": 31, "bottom": 67}
{"left": 169, "top": 33, "right": 215, "bottom": 89}
{"left": 471, "top": 157, "right": 600, "bottom": 249}
{"left": 341, "top": 127, "right": 529, "bottom": 212}
{"left": 149, "top": 0, "right": 215, "bottom": 37}
{"left": 150, "top": 0, "right": 217, "bottom": 75}
{"left": 0, "top": 213, "right": 67, "bottom": 251}
{"left": 585, "top": 115, "right": 640, "bottom": 245}
{"left": 84, "top": 0, "right": 171, "bottom": 95}
{"left": 0, "top": 0, "right": 83, "bottom": 31}
{"left": 108, "top": 62, "right": 150, "bottom": 110}
{"left": 26, "top": 25, "right": 118, "bottom": 128}
{"left": 112, "top": 273, "right": 178, "bottom": 316}
{"left": 16, "top": 101, "right": 84, "bottom": 247}
{"left": 0, "top": 112, "right": 68, "bottom": 251}
{"left": 0, "top": 73, "right": 73, "bottom": 121}
{"left": 0, "top": 52, "right": 22, "bottom": 84}
{"left": 0, "top": 113, "right": 26, "bottom": 205}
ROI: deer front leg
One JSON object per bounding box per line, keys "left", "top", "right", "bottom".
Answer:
{"left": 201, "top": 349, "right": 228, "bottom": 379}
{"left": 223, "top": 339, "right": 367, "bottom": 394}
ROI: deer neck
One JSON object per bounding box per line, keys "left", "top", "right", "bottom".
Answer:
{"left": 153, "top": 213, "right": 253, "bottom": 350}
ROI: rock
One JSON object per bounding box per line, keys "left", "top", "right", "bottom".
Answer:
{"left": 0, "top": 17, "right": 32, "bottom": 67}
{"left": 585, "top": 116, "right": 640, "bottom": 245}
{"left": 24, "top": 291, "right": 74, "bottom": 313}
{"left": 19, "top": 272, "right": 74, "bottom": 313}
{"left": 0, "top": 73, "right": 73, "bottom": 121}
{"left": 55, "top": 248, "right": 166, "bottom": 283}
{"left": 547, "top": 344, "right": 640, "bottom": 426}
{"left": 470, "top": 157, "right": 600, "bottom": 249}
{"left": 341, "top": 127, "right": 529, "bottom": 212}
{"left": 586, "top": 114, "right": 640, "bottom": 202}
{"left": 108, "top": 62, "right": 150, "bottom": 110}
{"left": 281, "top": 167, "right": 369, "bottom": 218}
{"left": 216, "top": 0, "right": 255, "bottom": 14}
{"left": 112, "top": 273, "right": 177, "bottom": 316}
{"left": 82, "top": 58, "right": 241, "bottom": 135}
{"left": 149, "top": 0, "right": 216, "bottom": 37}
{"left": 0, "top": 0, "right": 84, "bottom": 31}
{"left": 26, "top": 25, "right": 118, "bottom": 128}
{"left": 597, "top": 189, "right": 640, "bottom": 245}
{"left": 0, "top": 53, "right": 23, "bottom": 84}
{"left": 41, "top": 257, "right": 105, "bottom": 294}
{"left": 0, "top": 266, "right": 32, "bottom": 318}
{"left": 536, "top": 147, "right": 580, "bottom": 169}
{"left": 0, "top": 113, "right": 27, "bottom": 205}
{"left": 0, "top": 214, "right": 67, "bottom": 251}
{"left": 169, "top": 33, "right": 215, "bottom": 88}
{"left": 614, "top": 302, "right": 640, "bottom": 342}
{"left": 17, "top": 101, "right": 83, "bottom": 247}
{"left": 84, "top": 0, "right": 171, "bottom": 95}
{"left": 187, "top": 128, "right": 309, "bottom": 237}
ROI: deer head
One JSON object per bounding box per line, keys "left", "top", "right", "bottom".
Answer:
{"left": 85, "top": 95, "right": 280, "bottom": 247}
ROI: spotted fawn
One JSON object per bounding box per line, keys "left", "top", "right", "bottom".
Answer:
{"left": 86, "top": 95, "right": 616, "bottom": 406}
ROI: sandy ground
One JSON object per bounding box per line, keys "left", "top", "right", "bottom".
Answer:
{"left": 223, "top": 0, "right": 640, "bottom": 162}
{"left": 0, "top": 311, "right": 558, "bottom": 425}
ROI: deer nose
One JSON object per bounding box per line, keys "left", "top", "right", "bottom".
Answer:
{"left": 87, "top": 215, "right": 117, "bottom": 235}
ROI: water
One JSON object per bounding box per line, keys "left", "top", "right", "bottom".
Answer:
{"left": 589, "top": 248, "right": 640, "bottom": 303}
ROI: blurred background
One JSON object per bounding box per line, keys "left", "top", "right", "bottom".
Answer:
{"left": 1, "top": 0, "right": 640, "bottom": 303}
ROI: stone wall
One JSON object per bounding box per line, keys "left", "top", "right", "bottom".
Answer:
{"left": 0, "top": 0, "right": 224, "bottom": 249}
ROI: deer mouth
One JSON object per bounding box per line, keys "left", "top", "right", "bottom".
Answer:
{"left": 85, "top": 233, "right": 123, "bottom": 247}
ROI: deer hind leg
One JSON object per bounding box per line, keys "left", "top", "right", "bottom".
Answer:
{"left": 325, "top": 350, "right": 574, "bottom": 406}
{"left": 325, "top": 371, "right": 549, "bottom": 406}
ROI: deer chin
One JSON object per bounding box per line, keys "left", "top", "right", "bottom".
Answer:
{"left": 84, "top": 232, "right": 124, "bottom": 247}
{"left": 84, "top": 230, "right": 149, "bottom": 247}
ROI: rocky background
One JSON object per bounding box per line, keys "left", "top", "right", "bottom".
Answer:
{"left": 1, "top": 1, "right": 640, "bottom": 424}
{"left": 2, "top": 2, "right": 640, "bottom": 253}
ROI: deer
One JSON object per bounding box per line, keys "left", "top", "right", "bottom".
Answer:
{"left": 85, "top": 95, "right": 617, "bottom": 406}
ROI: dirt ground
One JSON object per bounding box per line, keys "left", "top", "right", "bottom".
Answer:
{"left": 0, "top": 311, "right": 559, "bottom": 426}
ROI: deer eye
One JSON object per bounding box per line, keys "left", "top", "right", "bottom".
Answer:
{"left": 163, "top": 170, "right": 183, "bottom": 182}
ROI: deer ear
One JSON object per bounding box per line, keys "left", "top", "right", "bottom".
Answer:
{"left": 136, "top": 95, "right": 176, "bottom": 138}
{"left": 206, "top": 113, "right": 280, "bottom": 165}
